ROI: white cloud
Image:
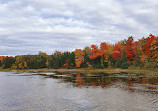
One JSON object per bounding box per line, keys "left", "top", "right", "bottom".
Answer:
{"left": 0, "top": 0, "right": 158, "bottom": 55}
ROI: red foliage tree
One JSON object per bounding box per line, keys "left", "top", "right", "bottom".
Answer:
{"left": 144, "top": 34, "right": 157, "bottom": 60}
{"left": 144, "top": 43, "right": 150, "bottom": 59}
{"left": 100, "top": 42, "right": 107, "bottom": 56}
{"left": 100, "top": 42, "right": 109, "bottom": 61}
{"left": 89, "top": 45, "right": 101, "bottom": 59}
{"left": 132, "top": 41, "right": 138, "bottom": 55}
{"left": 112, "top": 44, "right": 121, "bottom": 59}
{"left": 125, "top": 36, "right": 134, "bottom": 61}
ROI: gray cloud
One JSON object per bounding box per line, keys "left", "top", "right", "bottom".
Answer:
{"left": 0, "top": 0, "right": 158, "bottom": 55}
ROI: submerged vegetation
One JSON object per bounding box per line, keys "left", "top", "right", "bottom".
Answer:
{"left": 0, "top": 34, "right": 157, "bottom": 70}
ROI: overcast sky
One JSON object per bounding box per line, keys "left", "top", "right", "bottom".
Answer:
{"left": 0, "top": 0, "right": 158, "bottom": 55}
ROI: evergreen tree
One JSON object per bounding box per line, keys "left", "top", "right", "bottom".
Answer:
{"left": 108, "top": 54, "right": 116, "bottom": 68}
{"left": 135, "top": 52, "right": 141, "bottom": 67}
{"left": 38, "top": 51, "right": 47, "bottom": 68}
{"left": 120, "top": 50, "right": 128, "bottom": 69}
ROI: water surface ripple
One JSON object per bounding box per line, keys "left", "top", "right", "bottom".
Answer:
{"left": 0, "top": 71, "right": 158, "bottom": 111}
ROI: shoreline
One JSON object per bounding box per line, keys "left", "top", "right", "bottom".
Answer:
{"left": 0, "top": 68, "right": 158, "bottom": 75}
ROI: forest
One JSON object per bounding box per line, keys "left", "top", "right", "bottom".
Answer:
{"left": 0, "top": 34, "right": 157, "bottom": 69}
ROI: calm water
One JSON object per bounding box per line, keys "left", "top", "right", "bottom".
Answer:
{"left": 0, "top": 71, "right": 158, "bottom": 111}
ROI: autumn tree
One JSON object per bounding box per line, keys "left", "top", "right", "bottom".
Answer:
{"left": 100, "top": 42, "right": 109, "bottom": 68}
{"left": 143, "top": 34, "right": 158, "bottom": 68}
{"left": 89, "top": 45, "right": 102, "bottom": 68}
{"left": 100, "top": 42, "right": 108, "bottom": 57}
{"left": 112, "top": 44, "right": 121, "bottom": 59}
{"left": 0, "top": 34, "right": 157, "bottom": 69}
{"left": 81, "top": 46, "right": 91, "bottom": 68}
{"left": 60, "top": 51, "right": 69, "bottom": 68}
{"left": 67, "top": 52, "right": 76, "bottom": 69}
{"left": 108, "top": 54, "right": 116, "bottom": 68}
{"left": 125, "top": 36, "right": 134, "bottom": 62}
{"left": 89, "top": 45, "right": 101, "bottom": 60}
{"left": 75, "top": 49, "right": 84, "bottom": 68}
{"left": 131, "top": 41, "right": 141, "bottom": 67}
{"left": 0, "top": 56, "right": 5, "bottom": 67}
{"left": 1, "top": 56, "right": 15, "bottom": 69}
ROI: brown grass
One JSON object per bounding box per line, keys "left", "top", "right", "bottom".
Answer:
{"left": 1, "top": 68, "right": 157, "bottom": 75}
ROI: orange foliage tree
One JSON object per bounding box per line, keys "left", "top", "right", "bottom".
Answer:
{"left": 89, "top": 45, "right": 101, "bottom": 59}
{"left": 144, "top": 34, "right": 158, "bottom": 60}
{"left": 0, "top": 56, "right": 5, "bottom": 61}
{"left": 75, "top": 49, "right": 84, "bottom": 67}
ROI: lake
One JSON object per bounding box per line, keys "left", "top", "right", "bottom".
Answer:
{"left": 0, "top": 71, "right": 158, "bottom": 111}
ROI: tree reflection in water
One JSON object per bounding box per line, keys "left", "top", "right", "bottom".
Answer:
{"left": 76, "top": 73, "right": 84, "bottom": 87}
{"left": 48, "top": 72, "right": 158, "bottom": 94}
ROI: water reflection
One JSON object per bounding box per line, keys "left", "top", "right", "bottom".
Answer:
{"left": 1, "top": 71, "right": 158, "bottom": 111}
{"left": 76, "top": 73, "right": 84, "bottom": 88}
{"left": 36, "top": 72, "right": 158, "bottom": 94}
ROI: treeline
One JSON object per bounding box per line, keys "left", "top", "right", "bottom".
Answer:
{"left": 0, "top": 34, "right": 157, "bottom": 69}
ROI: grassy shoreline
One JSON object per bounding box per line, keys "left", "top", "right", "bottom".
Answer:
{"left": 0, "top": 68, "right": 158, "bottom": 75}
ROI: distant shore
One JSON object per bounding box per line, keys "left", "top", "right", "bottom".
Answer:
{"left": 0, "top": 68, "right": 158, "bottom": 75}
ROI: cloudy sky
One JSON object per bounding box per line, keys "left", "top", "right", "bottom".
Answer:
{"left": 0, "top": 0, "right": 158, "bottom": 55}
